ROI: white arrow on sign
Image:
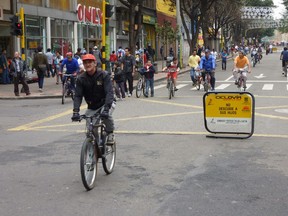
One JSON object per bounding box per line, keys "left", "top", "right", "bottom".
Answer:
{"left": 254, "top": 74, "right": 266, "bottom": 79}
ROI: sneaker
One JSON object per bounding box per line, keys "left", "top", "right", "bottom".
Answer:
{"left": 26, "top": 92, "right": 31, "bottom": 96}
{"left": 128, "top": 93, "right": 132, "bottom": 97}
{"left": 243, "top": 85, "right": 247, "bottom": 89}
{"left": 15, "top": 92, "right": 20, "bottom": 96}
{"left": 234, "top": 81, "right": 238, "bottom": 85}
{"left": 106, "top": 133, "right": 115, "bottom": 145}
{"left": 39, "top": 88, "right": 43, "bottom": 92}
{"left": 174, "top": 87, "right": 178, "bottom": 91}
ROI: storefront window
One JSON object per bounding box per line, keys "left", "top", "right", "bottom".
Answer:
{"left": 77, "top": 23, "right": 102, "bottom": 53}
{"left": 25, "top": 16, "right": 46, "bottom": 65}
{"left": 51, "top": 19, "right": 74, "bottom": 55}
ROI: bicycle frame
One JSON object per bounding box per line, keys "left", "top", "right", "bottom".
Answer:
{"left": 165, "top": 70, "right": 175, "bottom": 99}
{"left": 82, "top": 114, "right": 107, "bottom": 157}
{"left": 236, "top": 68, "right": 248, "bottom": 91}
{"left": 136, "top": 71, "right": 146, "bottom": 98}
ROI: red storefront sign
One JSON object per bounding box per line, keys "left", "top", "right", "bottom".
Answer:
{"left": 77, "top": 4, "right": 103, "bottom": 25}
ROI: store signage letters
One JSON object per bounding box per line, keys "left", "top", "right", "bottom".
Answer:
{"left": 77, "top": 4, "right": 102, "bottom": 25}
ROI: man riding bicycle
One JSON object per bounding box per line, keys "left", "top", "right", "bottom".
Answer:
{"left": 60, "top": 52, "right": 79, "bottom": 91}
{"left": 71, "top": 54, "right": 115, "bottom": 144}
{"left": 199, "top": 49, "right": 216, "bottom": 91}
{"left": 251, "top": 45, "right": 258, "bottom": 63}
{"left": 162, "top": 57, "right": 180, "bottom": 91}
{"left": 233, "top": 49, "right": 251, "bottom": 88}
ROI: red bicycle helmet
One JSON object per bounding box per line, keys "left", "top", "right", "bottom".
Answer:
{"left": 82, "top": 54, "right": 96, "bottom": 61}
{"left": 66, "top": 52, "right": 73, "bottom": 57}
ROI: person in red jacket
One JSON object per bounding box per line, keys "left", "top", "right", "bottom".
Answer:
{"left": 109, "top": 51, "right": 117, "bottom": 71}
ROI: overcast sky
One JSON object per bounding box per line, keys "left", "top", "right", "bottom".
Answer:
{"left": 273, "top": 0, "right": 285, "bottom": 19}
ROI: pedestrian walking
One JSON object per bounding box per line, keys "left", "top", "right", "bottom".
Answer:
{"left": 221, "top": 49, "right": 228, "bottom": 70}
{"left": 92, "top": 46, "right": 103, "bottom": 67}
{"left": 143, "top": 59, "right": 156, "bottom": 97}
{"left": 188, "top": 50, "right": 201, "bottom": 85}
{"left": 113, "top": 61, "right": 125, "bottom": 100}
{"left": 45, "top": 48, "right": 54, "bottom": 77}
{"left": 32, "top": 46, "right": 49, "bottom": 92}
{"left": 0, "top": 49, "right": 11, "bottom": 84}
{"left": 9, "top": 51, "right": 30, "bottom": 96}
{"left": 120, "top": 47, "right": 136, "bottom": 97}
{"left": 54, "top": 51, "right": 63, "bottom": 84}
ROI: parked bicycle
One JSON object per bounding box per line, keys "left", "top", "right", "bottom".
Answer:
{"left": 76, "top": 108, "right": 116, "bottom": 191}
{"left": 136, "top": 68, "right": 146, "bottom": 98}
{"left": 61, "top": 74, "right": 75, "bottom": 104}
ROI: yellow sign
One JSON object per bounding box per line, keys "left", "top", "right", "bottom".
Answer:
{"left": 205, "top": 93, "right": 252, "bottom": 118}
{"left": 29, "top": 41, "right": 38, "bottom": 49}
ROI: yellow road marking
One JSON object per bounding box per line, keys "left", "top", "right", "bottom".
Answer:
{"left": 8, "top": 105, "right": 87, "bottom": 131}
{"left": 139, "top": 98, "right": 202, "bottom": 109}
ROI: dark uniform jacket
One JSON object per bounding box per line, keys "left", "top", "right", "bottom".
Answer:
{"left": 73, "top": 68, "right": 114, "bottom": 112}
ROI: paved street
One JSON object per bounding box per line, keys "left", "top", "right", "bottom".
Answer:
{"left": 1, "top": 51, "right": 288, "bottom": 216}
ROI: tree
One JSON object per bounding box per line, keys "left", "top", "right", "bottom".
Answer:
{"left": 155, "top": 20, "right": 179, "bottom": 58}
{"left": 118, "top": 0, "right": 143, "bottom": 55}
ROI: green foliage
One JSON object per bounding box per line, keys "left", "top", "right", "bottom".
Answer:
{"left": 155, "top": 20, "right": 179, "bottom": 45}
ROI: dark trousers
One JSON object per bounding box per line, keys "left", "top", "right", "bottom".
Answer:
{"left": 123, "top": 72, "right": 133, "bottom": 94}
{"left": 115, "top": 81, "right": 125, "bottom": 98}
{"left": 13, "top": 73, "right": 30, "bottom": 94}
{"left": 37, "top": 73, "right": 45, "bottom": 89}
{"left": 222, "top": 60, "right": 226, "bottom": 70}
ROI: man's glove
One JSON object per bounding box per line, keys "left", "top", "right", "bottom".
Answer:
{"left": 100, "top": 107, "right": 110, "bottom": 119}
{"left": 71, "top": 112, "right": 80, "bottom": 121}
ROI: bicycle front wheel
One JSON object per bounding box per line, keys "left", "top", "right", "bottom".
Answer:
{"left": 61, "top": 84, "right": 67, "bottom": 104}
{"left": 102, "top": 142, "right": 116, "bottom": 174}
{"left": 136, "top": 78, "right": 143, "bottom": 98}
{"left": 168, "top": 81, "right": 173, "bottom": 99}
{"left": 80, "top": 138, "right": 98, "bottom": 191}
{"left": 196, "top": 80, "right": 201, "bottom": 90}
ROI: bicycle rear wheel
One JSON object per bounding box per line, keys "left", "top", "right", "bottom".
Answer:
{"left": 136, "top": 78, "right": 143, "bottom": 98}
{"left": 102, "top": 142, "right": 116, "bottom": 174}
{"left": 196, "top": 78, "right": 201, "bottom": 90}
{"left": 80, "top": 138, "right": 98, "bottom": 191}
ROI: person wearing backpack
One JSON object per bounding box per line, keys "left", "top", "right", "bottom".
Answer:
{"left": 93, "top": 46, "right": 103, "bottom": 67}
{"left": 32, "top": 46, "right": 49, "bottom": 92}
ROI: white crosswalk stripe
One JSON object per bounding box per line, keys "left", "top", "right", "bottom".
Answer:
{"left": 154, "top": 84, "right": 166, "bottom": 90}
{"left": 262, "top": 84, "right": 273, "bottom": 90}
{"left": 176, "top": 84, "right": 188, "bottom": 89}
{"left": 215, "top": 84, "right": 231, "bottom": 90}
{"left": 153, "top": 82, "right": 288, "bottom": 91}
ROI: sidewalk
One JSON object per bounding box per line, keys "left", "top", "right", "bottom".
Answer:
{"left": 0, "top": 60, "right": 189, "bottom": 100}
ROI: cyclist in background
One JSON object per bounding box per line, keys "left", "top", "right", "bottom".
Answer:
{"left": 199, "top": 49, "right": 216, "bottom": 91}
{"left": 162, "top": 57, "right": 180, "bottom": 91}
{"left": 233, "top": 49, "right": 251, "bottom": 87}
{"left": 251, "top": 45, "right": 258, "bottom": 63}
{"left": 60, "top": 52, "right": 79, "bottom": 91}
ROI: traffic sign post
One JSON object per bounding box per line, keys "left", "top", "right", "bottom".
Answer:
{"left": 203, "top": 92, "right": 255, "bottom": 139}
